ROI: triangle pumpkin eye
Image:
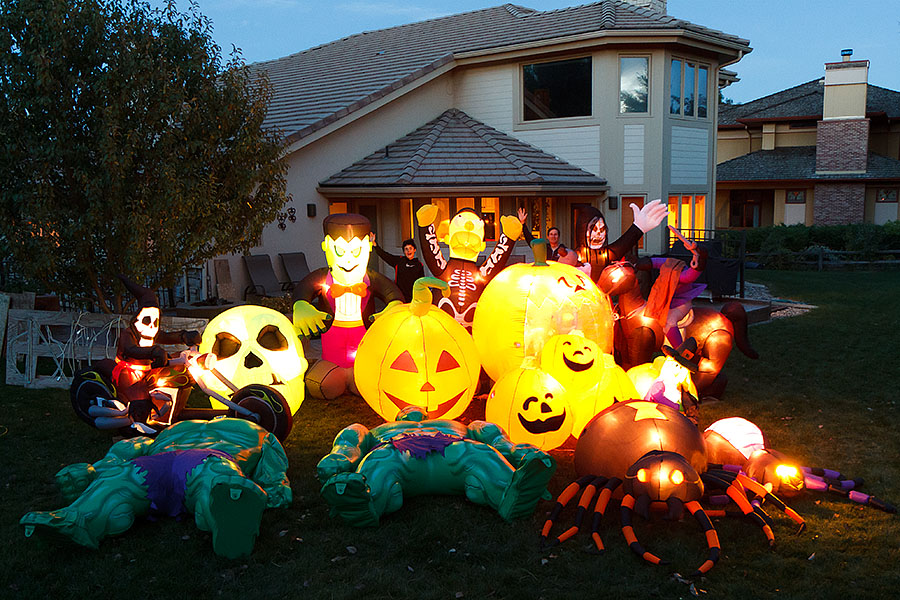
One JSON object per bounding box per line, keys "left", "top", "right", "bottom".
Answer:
{"left": 436, "top": 350, "right": 460, "bottom": 372}
{"left": 390, "top": 350, "right": 419, "bottom": 373}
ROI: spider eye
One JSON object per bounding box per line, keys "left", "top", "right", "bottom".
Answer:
{"left": 636, "top": 468, "right": 648, "bottom": 483}
{"left": 670, "top": 470, "right": 684, "bottom": 485}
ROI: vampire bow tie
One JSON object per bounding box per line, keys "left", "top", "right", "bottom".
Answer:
{"left": 331, "top": 282, "right": 367, "bottom": 298}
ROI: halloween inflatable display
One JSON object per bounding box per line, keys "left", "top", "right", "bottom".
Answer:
{"left": 354, "top": 278, "right": 480, "bottom": 421}
{"left": 573, "top": 200, "right": 668, "bottom": 283}
{"left": 598, "top": 259, "right": 682, "bottom": 371}
{"left": 85, "top": 275, "right": 202, "bottom": 433}
{"left": 626, "top": 339, "right": 700, "bottom": 424}
{"left": 679, "top": 302, "right": 758, "bottom": 399}
{"left": 472, "top": 240, "right": 615, "bottom": 383}
{"left": 485, "top": 360, "right": 573, "bottom": 450}
{"left": 198, "top": 305, "right": 308, "bottom": 415}
{"left": 541, "top": 400, "right": 804, "bottom": 576}
{"left": 21, "top": 419, "right": 292, "bottom": 558}
{"left": 704, "top": 417, "right": 896, "bottom": 513}
{"left": 317, "top": 406, "right": 556, "bottom": 526}
{"left": 417, "top": 204, "right": 522, "bottom": 331}
{"left": 538, "top": 334, "right": 638, "bottom": 437}
{"left": 292, "top": 213, "right": 403, "bottom": 398}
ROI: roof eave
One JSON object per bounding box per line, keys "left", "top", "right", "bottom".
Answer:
{"left": 317, "top": 183, "right": 610, "bottom": 198}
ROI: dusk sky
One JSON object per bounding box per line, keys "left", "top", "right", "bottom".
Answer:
{"left": 151, "top": 0, "right": 899, "bottom": 104}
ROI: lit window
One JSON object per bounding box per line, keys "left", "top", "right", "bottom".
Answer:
{"left": 620, "top": 56, "right": 649, "bottom": 114}
{"left": 670, "top": 59, "right": 709, "bottom": 119}
{"left": 668, "top": 194, "right": 707, "bottom": 238}
{"left": 523, "top": 57, "right": 591, "bottom": 121}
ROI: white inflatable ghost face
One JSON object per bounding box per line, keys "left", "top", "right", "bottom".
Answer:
{"left": 199, "top": 306, "right": 308, "bottom": 414}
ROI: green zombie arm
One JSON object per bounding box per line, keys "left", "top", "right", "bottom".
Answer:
{"left": 466, "top": 421, "right": 545, "bottom": 468}
{"left": 316, "top": 423, "right": 375, "bottom": 481}
{"left": 55, "top": 436, "right": 156, "bottom": 502}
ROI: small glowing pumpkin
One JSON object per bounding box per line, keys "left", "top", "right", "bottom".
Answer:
{"left": 539, "top": 333, "right": 638, "bottom": 437}
{"left": 485, "top": 360, "right": 572, "bottom": 450}
{"left": 472, "top": 241, "right": 614, "bottom": 383}
{"left": 354, "top": 278, "right": 480, "bottom": 421}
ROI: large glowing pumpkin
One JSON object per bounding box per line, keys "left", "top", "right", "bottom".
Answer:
{"left": 539, "top": 333, "right": 638, "bottom": 437}
{"left": 472, "top": 241, "right": 614, "bottom": 382}
{"left": 198, "top": 305, "right": 308, "bottom": 415}
{"left": 485, "top": 361, "right": 573, "bottom": 450}
{"left": 354, "top": 278, "right": 480, "bottom": 421}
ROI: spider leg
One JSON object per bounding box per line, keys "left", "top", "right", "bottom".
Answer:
{"left": 735, "top": 473, "right": 806, "bottom": 530}
{"left": 702, "top": 472, "right": 775, "bottom": 546}
{"left": 540, "top": 475, "right": 593, "bottom": 549}
{"left": 621, "top": 493, "right": 668, "bottom": 566}
{"left": 590, "top": 477, "right": 621, "bottom": 553}
{"left": 803, "top": 468, "right": 896, "bottom": 513}
{"left": 685, "top": 500, "right": 720, "bottom": 576}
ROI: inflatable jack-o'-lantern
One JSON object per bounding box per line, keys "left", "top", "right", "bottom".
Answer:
{"left": 539, "top": 334, "right": 638, "bottom": 437}
{"left": 472, "top": 241, "right": 614, "bottom": 382}
{"left": 354, "top": 278, "right": 480, "bottom": 421}
{"left": 199, "top": 305, "right": 308, "bottom": 414}
{"left": 486, "top": 360, "right": 572, "bottom": 450}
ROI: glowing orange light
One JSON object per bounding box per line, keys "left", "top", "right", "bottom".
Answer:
{"left": 670, "top": 469, "right": 684, "bottom": 485}
{"left": 775, "top": 464, "right": 799, "bottom": 480}
{"left": 637, "top": 468, "right": 648, "bottom": 483}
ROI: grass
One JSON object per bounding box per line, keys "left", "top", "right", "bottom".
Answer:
{"left": 2, "top": 270, "right": 899, "bottom": 599}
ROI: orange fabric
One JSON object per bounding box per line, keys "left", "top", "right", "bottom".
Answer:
{"left": 595, "top": 488, "right": 612, "bottom": 514}
{"left": 331, "top": 282, "right": 368, "bottom": 298}
{"left": 558, "top": 481, "right": 583, "bottom": 505}
{"left": 541, "top": 521, "right": 553, "bottom": 537}
{"left": 697, "top": 559, "right": 716, "bottom": 574}
{"left": 623, "top": 525, "right": 637, "bottom": 544}
{"left": 591, "top": 532, "right": 605, "bottom": 551}
{"left": 705, "top": 529, "right": 720, "bottom": 548}
{"left": 644, "top": 258, "right": 684, "bottom": 322}
{"left": 578, "top": 485, "right": 598, "bottom": 509}
{"left": 557, "top": 526, "right": 579, "bottom": 543}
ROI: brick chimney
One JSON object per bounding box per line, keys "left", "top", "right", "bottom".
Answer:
{"left": 624, "top": 0, "right": 667, "bottom": 14}
{"left": 813, "top": 50, "right": 870, "bottom": 224}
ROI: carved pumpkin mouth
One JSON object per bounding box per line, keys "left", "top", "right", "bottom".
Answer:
{"left": 518, "top": 411, "right": 567, "bottom": 434}
{"left": 563, "top": 354, "right": 594, "bottom": 372}
{"left": 385, "top": 389, "right": 466, "bottom": 419}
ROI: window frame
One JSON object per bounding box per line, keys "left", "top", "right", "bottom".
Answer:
{"left": 876, "top": 188, "right": 898, "bottom": 203}
{"left": 619, "top": 55, "right": 651, "bottom": 115}
{"left": 785, "top": 190, "right": 807, "bottom": 204}
{"left": 520, "top": 55, "right": 593, "bottom": 123}
{"left": 670, "top": 57, "right": 710, "bottom": 120}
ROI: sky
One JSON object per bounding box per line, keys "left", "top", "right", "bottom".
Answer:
{"left": 151, "top": 0, "right": 900, "bottom": 104}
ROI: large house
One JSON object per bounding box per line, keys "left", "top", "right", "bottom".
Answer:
{"left": 716, "top": 52, "right": 900, "bottom": 230}
{"left": 211, "top": 0, "right": 751, "bottom": 301}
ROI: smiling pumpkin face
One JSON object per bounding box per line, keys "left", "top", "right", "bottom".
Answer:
{"left": 486, "top": 365, "right": 572, "bottom": 450}
{"left": 354, "top": 293, "right": 480, "bottom": 421}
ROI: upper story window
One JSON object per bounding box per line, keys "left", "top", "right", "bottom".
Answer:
{"left": 523, "top": 57, "right": 591, "bottom": 121}
{"left": 670, "top": 59, "right": 709, "bottom": 118}
{"left": 620, "top": 56, "right": 649, "bottom": 114}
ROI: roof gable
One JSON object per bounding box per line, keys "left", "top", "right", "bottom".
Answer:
{"left": 255, "top": 1, "right": 749, "bottom": 142}
{"left": 319, "top": 108, "right": 607, "bottom": 191}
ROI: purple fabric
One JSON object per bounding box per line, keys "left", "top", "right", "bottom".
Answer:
{"left": 805, "top": 476, "right": 827, "bottom": 492}
{"left": 386, "top": 432, "right": 463, "bottom": 459}
{"left": 133, "top": 449, "right": 234, "bottom": 517}
{"left": 849, "top": 490, "right": 868, "bottom": 503}
{"left": 822, "top": 468, "right": 841, "bottom": 479}
{"left": 643, "top": 380, "right": 680, "bottom": 411}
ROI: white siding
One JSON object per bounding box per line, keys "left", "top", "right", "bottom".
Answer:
{"left": 623, "top": 124, "right": 644, "bottom": 185}
{"left": 455, "top": 66, "right": 515, "bottom": 132}
{"left": 515, "top": 127, "right": 601, "bottom": 176}
{"left": 670, "top": 126, "right": 708, "bottom": 185}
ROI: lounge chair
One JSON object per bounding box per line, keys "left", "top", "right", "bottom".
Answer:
{"left": 242, "top": 254, "right": 287, "bottom": 299}
{"left": 279, "top": 252, "right": 311, "bottom": 292}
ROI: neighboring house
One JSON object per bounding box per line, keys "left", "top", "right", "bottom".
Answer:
{"left": 716, "top": 52, "right": 900, "bottom": 230}
{"left": 212, "top": 0, "right": 751, "bottom": 301}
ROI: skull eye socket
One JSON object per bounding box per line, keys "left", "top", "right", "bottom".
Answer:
{"left": 212, "top": 332, "right": 242, "bottom": 359}
{"left": 435, "top": 350, "right": 459, "bottom": 372}
{"left": 390, "top": 350, "right": 418, "bottom": 373}
{"left": 142, "top": 316, "right": 152, "bottom": 325}
{"left": 257, "top": 325, "right": 288, "bottom": 351}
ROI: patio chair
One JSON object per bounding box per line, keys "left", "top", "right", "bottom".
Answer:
{"left": 242, "top": 254, "right": 287, "bottom": 299}
{"left": 279, "top": 252, "right": 311, "bottom": 292}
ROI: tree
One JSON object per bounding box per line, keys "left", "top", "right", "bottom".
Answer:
{"left": 0, "top": 0, "right": 288, "bottom": 312}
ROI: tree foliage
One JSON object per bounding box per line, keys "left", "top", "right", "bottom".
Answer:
{"left": 0, "top": 0, "right": 288, "bottom": 312}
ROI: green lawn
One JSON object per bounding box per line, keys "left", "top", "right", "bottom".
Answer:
{"left": 2, "top": 270, "right": 898, "bottom": 599}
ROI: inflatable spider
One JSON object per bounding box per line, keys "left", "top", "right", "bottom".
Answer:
{"left": 541, "top": 401, "right": 803, "bottom": 576}
{"left": 704, "top": 417, "right": 896, "bottom": 514}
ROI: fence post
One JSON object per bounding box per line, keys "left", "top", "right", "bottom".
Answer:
{"left": 818, "top": 247, "right": 824, "bottom": 271}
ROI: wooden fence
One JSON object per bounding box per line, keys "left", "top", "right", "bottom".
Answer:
{"left": 5, "top": 309, "right": 207, "bottom": 389}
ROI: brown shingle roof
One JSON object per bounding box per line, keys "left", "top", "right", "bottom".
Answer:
{"left": 719, "top": 81, "right": 900, "bottom": 126}
{"left": 716, "top": 147, "right": 900, "bottom": 182}
{"left": 319, "top": 109, "right": 608, "bottom": 190}
{"left": 255, "top": 2, "right": 749, "bottom": 142}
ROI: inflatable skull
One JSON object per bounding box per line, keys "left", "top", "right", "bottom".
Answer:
{"left": 199, "top": 305, "right": 307, "bottom": 414}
